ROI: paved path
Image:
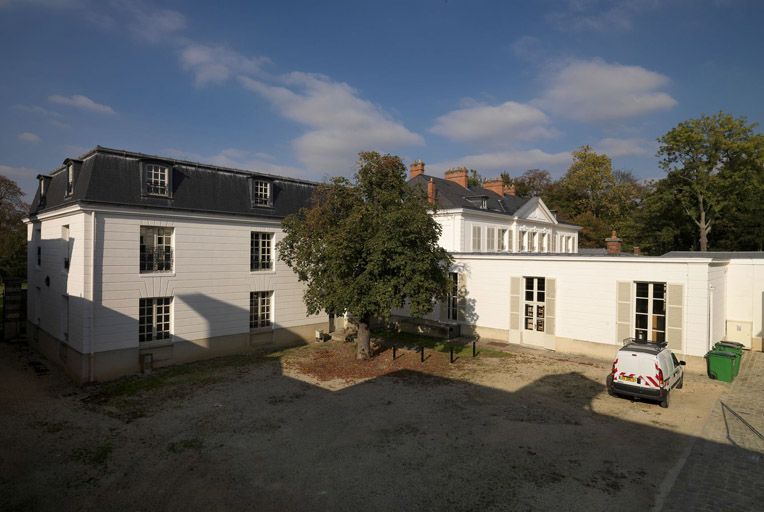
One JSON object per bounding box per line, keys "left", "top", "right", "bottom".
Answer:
{"left": 659, "top": 351, "right": 764, "bottom": 512}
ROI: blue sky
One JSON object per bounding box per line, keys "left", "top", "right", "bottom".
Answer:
{"left": 1, "top": 0, "right": 763, "bottom": 199}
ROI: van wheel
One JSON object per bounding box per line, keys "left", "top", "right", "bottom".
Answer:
{"left": 660, "top": 392, "right": 670, "bottom": 409}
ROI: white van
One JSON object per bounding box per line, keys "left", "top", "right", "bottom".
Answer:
{"left": 606, "top": 339, "right": 685, "bottom": 408}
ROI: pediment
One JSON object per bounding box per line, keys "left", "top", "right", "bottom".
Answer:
{"left": 515, "top": 198, "right": 557, "bottom": 225}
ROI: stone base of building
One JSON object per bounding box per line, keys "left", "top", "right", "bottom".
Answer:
{"left": 27, "top": 321, "right": 328, "bottom": 383}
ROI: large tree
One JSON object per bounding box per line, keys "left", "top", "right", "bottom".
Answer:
{"left": 0, "top": 175, "right": 28, "bottom": 280}
{"left": 657, "top": 112, "right": 764, "bottom": 251}
{"left": 277, "top": 152, "right": 453, "bottom": 359}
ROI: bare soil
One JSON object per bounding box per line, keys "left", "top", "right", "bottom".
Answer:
{"left": 0, "top": 339, "right": 727, "bottom": 511}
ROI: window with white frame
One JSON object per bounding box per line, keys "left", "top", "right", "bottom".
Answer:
{"left": 62, "top": 225, "right": 70, "bottom": 271}
{"left": 524, "top": 277, "right": 545, "bottom": 332}
{"left": 519, "top": 231, "right": 527, "bottom": 252}
{"left": 446, "top": 272, "right": 458, "bottom": 321}
{"left": 66, "top": 164, "right": 74, "bottom": 196}
{"left": 530, "top": 232, "right": 538, "bottom": 252}
{"left": 635, "top": 282, "right": 666, "bottom": 342}
{"left": 508, "top": 230, "right": 513, "bottom": 252}
{"left": 140, "top": 226, "right": 173, "bottom": 273}
{"left": 250, "top": 232, "right": 273, "bottom": 271}
{"left": 472, "top": 225, "right": 482, "bottom": 252}
{"left": 145, "top": 164, "right": 170, "bottom": 196}
{"left": 139, "top": 297, "right": 172, "bottom": 342}
{"left": 487, "top": 228, "right": 496, "bottom": 252}
{"left": 253, "top": 180, "right": 271, "bottom": 207}
{"left": 498, "top": 228, "right": 507, "bottom": 251}
{"left": 250, "top": 291, "right": 273, "bottom": 329}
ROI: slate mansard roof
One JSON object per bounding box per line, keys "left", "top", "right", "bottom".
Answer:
{"left": 408, "top": 173, "right": 531, "bottom": 215}
{"left": 29, "top": 147, "right": 318, "bottom": 219}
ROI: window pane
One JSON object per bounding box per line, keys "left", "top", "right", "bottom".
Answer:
{"left": 537, "top": 278, "right": 545, "bottom": 292}
{"left": 525, "top": 304, "right": 533, "bottom": 317}
{"left": 635, "top": 314, "right": 647, "bottom": 330}
{"left": 653, "top": 299, "right": 665, "bottom": 316}
{"left": 536, "top": 319, "right": 544, "bottom": 332}
{"left": 636, "top": 282, "right": 649, "bottom": 298}
{"left": 654, "top": 331, "right": 665, "bottom": 343}
{"left": 654, "top": 315, "right": 666, "bottom": 332}
{"left": 525, "top": 277, "right": 533, "bottom": 291}
{"left": 536, "top": 305, "right": 545, "bottom": 318}
{"left": 536, "top": 291, "right": 545, "bottom": 303}
{"left": 525, "top": 290, "right": 534, "bottom": 301}
{"left": 636, "top": 298, "right": 648, "bottom": 314}
{"left": 653, "top": 283, "right": 665, "bottom": 300}
{"left": 635, "top": 329, "right": 647, "bottom": 340}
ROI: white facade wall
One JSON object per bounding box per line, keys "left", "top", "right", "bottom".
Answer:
{"left": 451, "top": 255, "right": 721, "bottom": 357}
{"left": 434, "top": 210, "right": 578, "bottom": 254}
{"left": 27, "top": 209, "right": 90, "bottom": 353}
{"left": 90, "top": 208, "right": 322, "bottom": 353}
{"left": 725, "top": 259, "right": 764, "bottom": 347}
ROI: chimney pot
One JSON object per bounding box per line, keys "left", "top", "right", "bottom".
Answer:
{"left": 605, "top": 230, "right": 623, "bottom": 255}
{"left": 444, "top": 167, "right": 469, "bottom": 188}
{"left": 410, "top": 159, "right": 425, "bottom": 179}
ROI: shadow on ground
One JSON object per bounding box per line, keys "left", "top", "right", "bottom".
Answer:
{"left": 1, "top": 341, "right": 762, "bottom": 512}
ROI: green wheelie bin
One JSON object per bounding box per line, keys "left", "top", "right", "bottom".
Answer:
{"left": 713, "top": 342, "right": 742, "bottom": 377}
{"left": 705, "top": 350, "right": 736, "bottom": 383}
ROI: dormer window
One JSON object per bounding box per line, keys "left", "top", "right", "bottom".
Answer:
{"left": 252, "top": 179, "right": 272, "bottom": 207}
{"left": 65, "top": 164, "right": 74, "bottom": 197}
{"left": 145, "top": 164, "right": 170, "bottom": 196}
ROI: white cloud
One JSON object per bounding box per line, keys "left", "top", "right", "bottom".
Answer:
{"left": 429, "top": 149, "right": 571, "bottom": 176}
{"left": 17, "top": 131, "right": 40, "bottom": 143}
{"left": 535, "top": 58, "right": 676, "bottom": 121}
{"left": 240, "top": 73, "right": 424, "bottom": 173}
{"left": 48, "top": 94, "right": 115, "bottom": 114}
{"left": 0, "top": 163, "right": 38, "bottom": 179}
{"left": 547, "top": 0, "right": 658, "bottom": 33}
{"left": 596, "top": 137, "right": 654, "bottom": 157}
{"left": 431, "top": 101, "right": 555, "bottom": 145}
{"left": 180, "top": 43, "right": 269, "bottom": 86}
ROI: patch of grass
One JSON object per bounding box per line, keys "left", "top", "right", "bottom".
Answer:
{"left": 72, "top": 441, "right": 112, "bottom": 466}
{"left": 372, "top": 329, "right": 511, "bottom": 359}
{"left": 167, "top": 438, "right": 204, "bottom": 454}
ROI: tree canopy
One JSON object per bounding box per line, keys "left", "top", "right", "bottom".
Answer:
{"left": 656, "top": 112, "right": 764, "bottom": 251}
{"left": 0, "top": 175, "right": 28, "bottom": 280}
{"left": 277, "top": 152, "right": 453, "bottom": 359}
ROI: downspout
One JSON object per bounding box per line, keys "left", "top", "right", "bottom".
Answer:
{"left": 88, "top": 210, "right": 96, "bottom": 382}
{"left": 708, "top": 283, "right": 715, "bottom": 352}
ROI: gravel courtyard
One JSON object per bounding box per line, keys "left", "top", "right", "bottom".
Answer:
{"left": 0, "top": 339, "right": 733, "bottom": 511}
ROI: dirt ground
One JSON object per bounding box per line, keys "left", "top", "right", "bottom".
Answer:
{"left": 0, "top": 339, "right": 728, "bottom": 512}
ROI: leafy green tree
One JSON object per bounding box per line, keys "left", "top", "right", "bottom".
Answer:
{"left": 657, "top": 112, "right": 764, "bottom": 251}
{"left": 0, "top": 175, "right": 28, "bottom": 280}
{"left": 277, "top": 152, "right": 453, "bottom": 359}
{"left": 467, "top": 169, "right": 485, "bottom": 188}
{"left": 510, "top": 169, "right": 553, "bottom": 197}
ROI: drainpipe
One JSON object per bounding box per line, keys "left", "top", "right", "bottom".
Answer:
{"left": 708, "top": 284, "right": 715, "bottom": 351}
{"left": 88, "top": 210, "right": 96, "bottom": 382}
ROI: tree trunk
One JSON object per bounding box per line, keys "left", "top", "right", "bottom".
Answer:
{"left": 328, "top": 312, "right": 335, "bottom": 333}
{"left": 356, "top": 314, "right": 371, "bottom": 360}
{"left": 697, "top": 192, "right": 711, "bottom": 252}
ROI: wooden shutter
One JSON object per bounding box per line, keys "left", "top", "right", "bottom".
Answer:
{"left": 510, "top": 277, "right": 521, "bottom": 330}
{"left": 616, "top": 281, "right": 631, "bottom": 344}
{"left": 666, "top": 283, "right": 683, "bottom": 351}
{"left": 545, "top": 278, "right": 555, "bottom": 335}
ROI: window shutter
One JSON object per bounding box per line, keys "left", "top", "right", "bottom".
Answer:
{"left": 666, "top": 283, "right": 683, "bottom": 350}
{"left": 545, "top": 278, "right": 556, "bottom": 335}
{"left": 510, "top": 276, "right": 521, "bottom": 330}
{"left": 616, "top": 281, "right": 631, "bottom": 343}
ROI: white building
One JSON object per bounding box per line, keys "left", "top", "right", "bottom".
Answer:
{"left": 25, "top": 147, "right": 328, "bottom": 382}
{"left": 24, "top": 149, "right": 764, "bottom": 382}
{"left": 405, "top": 161, "right": 764, "bottom": 361}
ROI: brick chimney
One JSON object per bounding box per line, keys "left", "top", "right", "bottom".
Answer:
{"left": 605, "top": 230, "right": 622, "bottom": 255}
{"left": 427, "top": 178, "right": 437, "bottom": 205}
{"left": 410, "top": 159, "right": 425, "bottom": 179}
{"left": 444, "top": 167, "right": 469, "bottom": 188}
{"left": 483, "top": 178, "right": 504, "bottom": 196}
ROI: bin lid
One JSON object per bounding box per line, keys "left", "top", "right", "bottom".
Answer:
{"left": 706, "top": 350, "right": 736, "bottom": 358}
